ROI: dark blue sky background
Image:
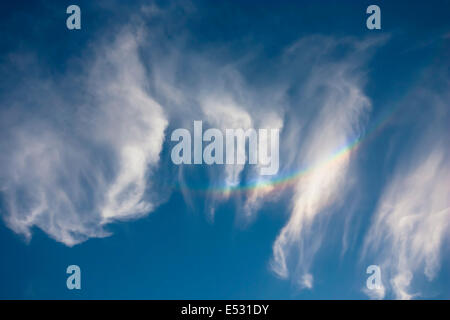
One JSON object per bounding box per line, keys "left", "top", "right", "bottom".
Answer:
{"left": 0, "top": 0, "right": 449, "bottom": 299}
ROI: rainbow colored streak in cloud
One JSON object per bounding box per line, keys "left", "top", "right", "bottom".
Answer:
{"left": 178, "top": 104, "right": 399, "bottom": 195}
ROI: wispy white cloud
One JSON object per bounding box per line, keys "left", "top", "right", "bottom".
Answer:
{"left": 363, "top": 148, "right": 450, "bottom": 299}
{"left": 362, "top": 65, "right": 450, "bottom": 299}
{"left": 271, "top": 36, "right": 384, "bottom": 284}
{"left": 0, "top": 27, "right": 168, "bottom": 246}
{"left": 362, "top": 284, "right": 386, "bottom": 300}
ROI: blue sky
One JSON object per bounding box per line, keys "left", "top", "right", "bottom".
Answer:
{"left": 0, "top": 0, "right": 449, "bottom": 299}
